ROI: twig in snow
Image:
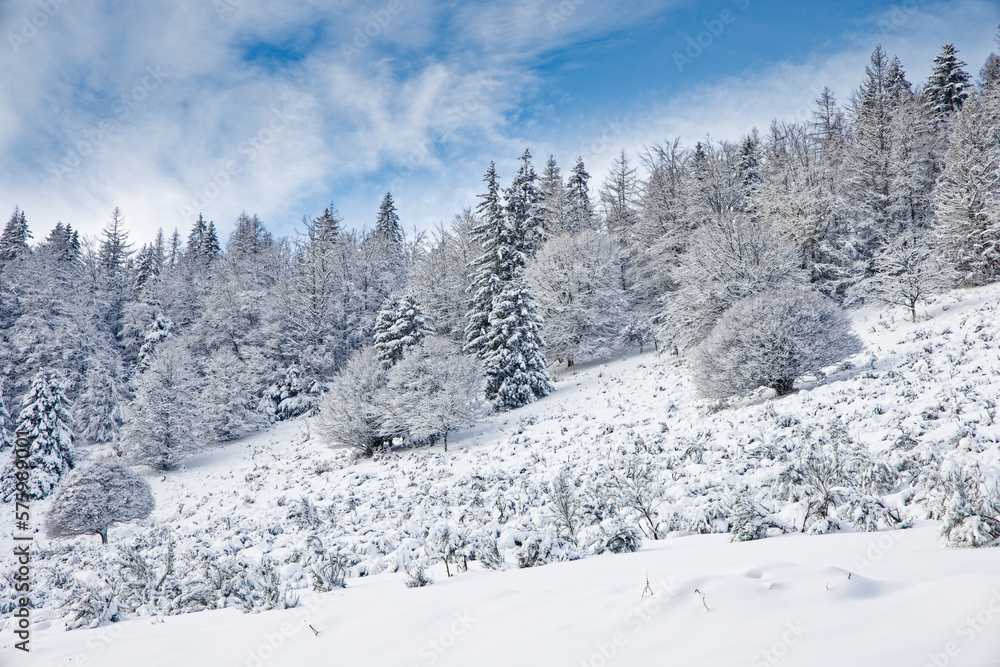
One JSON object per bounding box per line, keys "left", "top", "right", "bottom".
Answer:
{"left": 694, "top": 588, "right": 710, "bottom": 611}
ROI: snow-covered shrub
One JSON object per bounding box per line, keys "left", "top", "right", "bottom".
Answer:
{"left": 45, "top": 457, "right": 155, "bottom": 544}
{"left": 316, "top": 347, "right": 390, "bottom": 456}
{"left": 548, "top": 470, "right": 582, "bottom": 546}
{"left": 65, "top": 575, "right": 119, "bottom": 629}
{"left": 304, "top": 536, "right": 348, "bottom": 591}
{"left": 729, "top": 494, "right": 786, "bottom": 542}
{"left": 261, "top": 365, "right": 319, "bottom": 421}
{"left": 600, "top": 456, "right": 666, "bottom": 539}
{"left": 692, "top": 287, "right": 863, "bottom": 399}
{"left": 115, "top": 537, "right": 179, "bottom": 615}
{"left": 940, "top": 467, "right": 1000, "bottom": 547}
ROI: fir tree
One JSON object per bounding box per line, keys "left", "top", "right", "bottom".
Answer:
{"left": 0, "top": 207, "right": 31, "bottom": 262}
{"left": 375, "top": 192, "right": 403, "bottom": 244}
{"left": 43, "top": 222, "right": 79, "bottom": 262}
{"left": 505, "top": 149, "right": 545, "bottom": 255}
{"left": 227, "top": 211, "right": 272, "bottom": 256}
{"left": 0, "top": 384, "right": 12, "bottom": 453}
{"left": 600, "top": 149, "right": 640, "bottom": 232}
{"left": 465, "top": 162, "right": 510, "bottom": 357}
{"left": 538, "top": 156, "right": 567, "bottom": 235}
{"left": 565, "top": 157, "right": 596, "bottom": 234}
{"left": 373, "top": 293, "right": 435, "bottom": 369}
{"left": 99, "top": 207, "right": 134, "bottom": 277}
{"left": 1, "top": 370, "right": 75, "bottom": 501}
{"left": 122, "top": 343, "right": 202, "bottom": 471}
{"left": 924, "top": 44, "right": 972, "bottom": 118}
{"left": 480, "top": 277, "right": 552, "bottom": 410}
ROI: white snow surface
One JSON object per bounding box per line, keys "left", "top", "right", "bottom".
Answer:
{"left": 4, "top": 286, "right": 1000, "bottom": 666}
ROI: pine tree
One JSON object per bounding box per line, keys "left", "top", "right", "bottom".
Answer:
{"left": 0, "top": 384, "right": 13, "bottom": 453}
{"left": 1, "top": 370, "right": 75, "bottom": 501}
{"left": 538, "top": 156, "right": 567, "bottom": 235}
{"left": 924, "top": 44, "right": 972, "bottom": 118}
{"left": 43, "top": 222, "right": 79, "bottom": 262}
{"left": 933, "top": 92, "right": 1000, "bottom": 285}
{"left": 565, "top": 157, "right": 596, "bottom": 234}
{"left": 227, "top": 211, "right": 272, "bottom": 256}
{"left": 465, "top": 162, "right": 510, "bottom": 357}
{"left": 480, "top": 277, "right": 552, "bottom": 410}
{"left": 373, "top": 293, "right": 435, "bottom": 369}
{"left": 122, "top": 343, "right": 202, "bottom": 471}
{"left": 73, "top": 358, "right": 127, "bottom": 444}
{"left": 137, "top": 313, "right": 174, "bottom": 370}
{"left": 375, "top": 192, "right": 403, "bottom": 244}
{"left": 0, "top": 207, "right": 31, "bottom": 262}
{"left": 505, "top": 149, "right": 545, "bottom": 255}
{"left": 99, "top": 207, "right": 134, "bottom": 277}
{"left": 600, "top": 149, "right": 640, "bottom": 232}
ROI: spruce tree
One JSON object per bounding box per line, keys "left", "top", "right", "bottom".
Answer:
{"left": 538, "top": 156, "right": 566, "bottom": 235}
{"left": 1, "top": 370, "right": 76, "bottom": 501}
{"left": 43, "top": 222, "right": 79, "bottom": 262}
{"left": 924, "top": 44, "right": 972, "bottom": 118}
{"left": 0, "top": 207, "right": 31, "bottom": 262}
{"left": 375, "top": 192, "right": 403, "bottom": 244}
{"left": 480, "top": 277, "right": 552, "bottom": 410}
{"left": 99, "top": 207, "right": 134, "bottom": 277}
{"left": 465, "top": 162, "right": 510, "bottom": 357}
{"left": 565, "top": 157, "right": 596, "bottom": 234}
{"left": 373, "top": 293, "right": 434, "bottom": 369}
{"left": 505, "top": 149, "right": 545, "bottom": 255}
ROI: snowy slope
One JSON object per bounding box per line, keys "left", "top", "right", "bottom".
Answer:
{"left": 4, "top": 285, "right": 1000, "bottom": 665}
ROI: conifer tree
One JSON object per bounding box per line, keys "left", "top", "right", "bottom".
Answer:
{"left": 99, "top": 207, "right": 134, "bottom": 277}
{"left": 0, "top": 207, "right": 31, "bottom": 262}
{"left": 480, "top": 277, "right": 552, "bottom": 410}
{"left": 1, "top": 370, "right": 75, "bottom": 501}
{"left": 505, "top": 149, "right": 545, "bottom": 255}
{"left": 565, "top": 157, "right": 596, "bottom": 234}
{"left": 465, "top": 162, "right": 510, "bottom": 357}
{"left": 375, "top": 192, "right": 403, "bottom": 244}
{"left": 924, "top": 44, "right": 972, "bottom": 118}
{"left": 538, "top": 156, "right": 567, "bottom": 235}
{"left": 43, "top": 222, "right": 79, "bottom": 263}
{"left": 122, "top": 343, "right": 202, "bottom": 471}
{"left": 373, "top": 293, "right": 434, "bottom": 369}
{"left": 0, "top": 384, "right": 13, "bottom": 453}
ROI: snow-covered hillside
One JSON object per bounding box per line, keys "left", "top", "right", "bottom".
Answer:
{"left": 4, "top": 285, "right": 1000, "bottom": 666}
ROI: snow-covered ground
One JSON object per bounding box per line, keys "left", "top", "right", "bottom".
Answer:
{"left": 4, "top": 285, "right": 1000, "bottom": 666}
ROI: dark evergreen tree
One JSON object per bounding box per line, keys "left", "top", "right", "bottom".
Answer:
{"left": 480, "top": 277, "right": 552, "bottom": 410}
{"left": 538, "top": 156, "right": 566, "bottom": 235}
{"left": 375, "top": 192, "right": 403, "bottom": 244}
{"left": 565, "top": 157, "right": 596, "bottom": 234}
{"left": 924, "top": 44, "right": 972, "bottom": 118}
{"left": 0, "top": 207, "right": 31, "bottom": 262}
{"left": 42, "top": 222, "right": 80, "bottom": 263}
{"left": 99, "top": 207, "right": 134, "bottom": 278}
{"left": 504, "top": 149, "right": 545, "bottom": 255}
{"left": 1, "top": 370, "right": 75, "bottom": 501}
{"left": 373, "top": 293, "right": 434, "bottom": 369}
{"left": 466, "top": 162, "right": 512, "bottom": 357}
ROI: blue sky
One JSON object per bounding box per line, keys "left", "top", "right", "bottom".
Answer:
{"left": 1, "top": 0, "right": 997, "bottom": 246}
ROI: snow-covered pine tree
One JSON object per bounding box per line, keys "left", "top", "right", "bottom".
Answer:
{"left": 933, "top": 90, "right": 1000, "bottom": 285}
{"left": 923, "top": 44, "right": 972, "bottom": 119}
{"left": 284, "top": 204, "right": 347, "bottom": 381}
{"left": 538, "top": 156, "right": 567, "bottom": 235}
{"left": 480, "top": 276, "right": 552, "bottom": 410}
{"left": 227, "top": 211, "right": 273, "bottom": 257}
{"left": 0, "top": 383, "right": 13, "bottom": 453}
{"left": 465, "top": 162, "right": 511, "bottom": 357}
{"left": 565, "top": 157, "right": 597, "bottom": 234}
{"left": 122, "top": 343, "right": 202, "bottom": 471}
{"left": 1, "top": 370, "right": 75, "bottom": 501}
{"left": 99, "top": 207, "right": 134, "bottom": 279}
{"left": 0, "top": 207, "right": 31, "bottom": 262}
{"left": 373, "top": 293, "right": 434, "bottom": 369}
{"left": 199, "top": 349, "right": 267, "bottom": 441}
{"left": 375, "top": 192, "right": 403, "bottom": 245}
{"left": 73, "top": 356, "right": 127, "bottom": 444}
{"left": 44, "top": 457, "right": 154, "bottom": 544}
{"left": 600, "top": 149, "right": 640, "bottom": 233}
{"left": 42, "top": 222, "right": 81, "bottom": 263}
{"left": 505, "top": 149, "right": 546, "bottom": 255}
{"left": 137, "top": 313, "right": 174, "bottom": 370}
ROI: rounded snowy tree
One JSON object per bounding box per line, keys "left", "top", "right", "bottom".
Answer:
{"left": 44, "top": 457, "right": 154, "bottom": 544}
{"left": 692, "top": 288, "right": 863, "bottom": 399}
{"left": 315, "top": 346, "right": 390, "bottom": 456}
